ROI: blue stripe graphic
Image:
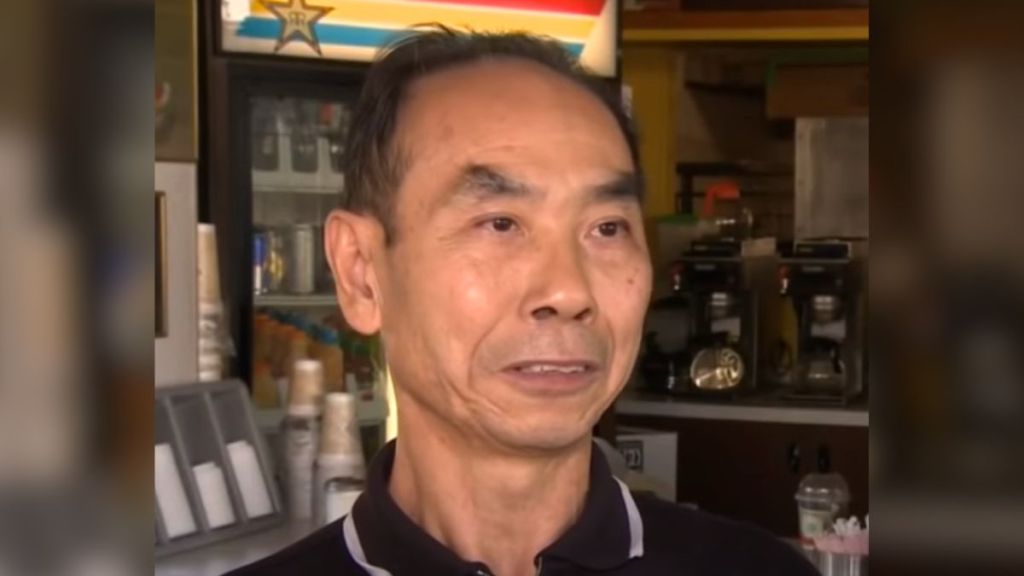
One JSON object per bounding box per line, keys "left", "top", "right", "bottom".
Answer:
{"left": 236, "top": 17, "right": 584, "bottom": 56}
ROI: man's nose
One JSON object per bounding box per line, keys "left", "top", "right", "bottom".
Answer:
{"left": 523, "top": 240, "right": 596, "bottom": 324}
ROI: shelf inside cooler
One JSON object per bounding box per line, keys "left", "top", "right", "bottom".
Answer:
{"left": 253, "top": 184, "right": 341, "bottom": 195}
{"left": 250, "top": 134, "right": 344, "bottom": 193}
{"left": 254, "top": 294, "right": 338, "bottom": 308}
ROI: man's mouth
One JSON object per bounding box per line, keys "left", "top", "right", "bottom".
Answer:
{"left": 500, "top": 360, "right": 601, "bottom": 395}
{"left": 505, "top": 360, "right": 598, "bottom": 374}
{"left": 513, "top": 363, "right": 589, "bottom": 374}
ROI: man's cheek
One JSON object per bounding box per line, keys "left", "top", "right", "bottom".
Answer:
{"left": 444, "top": 256, "right": 507, "bottom": 313}
{"left": 602, "top": 266, "right": 651, "bottom": 346}
{"left": 604, "top": 264, "right": 651, "bottom": 306}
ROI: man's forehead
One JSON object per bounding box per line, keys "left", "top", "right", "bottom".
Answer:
{"left": 394, "top": 61, "right": 628, "bottom": 174}
{"left": 396, "top": 58, "right": 613, "bottom": 138}
{"left": 406, "top": 57, "right": 585, "bottom": 101}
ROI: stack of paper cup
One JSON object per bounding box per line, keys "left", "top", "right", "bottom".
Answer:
{"left": 317, "top": 392, "right": 365, "bottom": 482}
{"left": 288, "top": 359, "right": 324, "bottom": 416}
{"left": 197, "top": 223, "right": 222, "bottom": 305}
{"left": 197, "top": 224, "right": 224, "bottom": 381}
{"left": 314, "top": 392, "right": 366, "bottom": 525}
{"left": 197, "top": 301, "right": 224, "bottom": 381}
{"left": 283, "top": 359, "right": 324, "bottom": 520}
{"left": 320, "top": 393, "right": 360, "bottom": 458}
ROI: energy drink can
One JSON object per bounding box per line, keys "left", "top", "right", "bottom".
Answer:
{"left": 266, "top": 227, "right": 287, "bottom": 293}
{"left": 253, "top": 230, "right": 268, "bottom": 295}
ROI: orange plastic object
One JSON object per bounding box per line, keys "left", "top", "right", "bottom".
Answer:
{"left": 701, "top": 180, "right": 741, "bottom": 219}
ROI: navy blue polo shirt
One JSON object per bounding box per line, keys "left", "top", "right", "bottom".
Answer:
{"left": 226, "top": 440, "right": 817, "bottom": 575}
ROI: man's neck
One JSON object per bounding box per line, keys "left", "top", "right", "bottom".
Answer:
{"left": 389, "top": 403, "right": 592, "bottom": 576}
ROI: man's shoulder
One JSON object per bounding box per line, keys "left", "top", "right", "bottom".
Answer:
{"left": 631, "top": 492, "right": 819, "bottom": 576}
{"left": 222, "top": 519, "right": 361, "bottom": 576}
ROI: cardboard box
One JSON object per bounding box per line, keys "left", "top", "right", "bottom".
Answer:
{"left": 766, "top": 64, "right": 869, "bottom": 119}
{"left": 616, "top": 427, "right": 678, "bottom": 501}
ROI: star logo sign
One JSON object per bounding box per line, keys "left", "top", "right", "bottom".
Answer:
{"left": 262, "top": 0, "right": 333, "bottom": 56}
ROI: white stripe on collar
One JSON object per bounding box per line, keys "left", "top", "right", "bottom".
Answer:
{"left": 342, "top": 478, "right": 644, "bottom": 571}
{"left": 613, "top": 476, "right": 645, "bottom": 559}
{"left": 342, "top": 514, "right": 394, "bottom": 576}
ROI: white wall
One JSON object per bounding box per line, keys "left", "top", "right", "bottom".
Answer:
{"left": 155, "top": 162, "right": 198, "bottom": 386}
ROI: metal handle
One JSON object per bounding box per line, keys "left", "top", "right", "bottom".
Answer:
{"left": 787, "top": 442, "right": 801, "bottom": 474}
{"left": 818, "top": 444, "right": 832, "bottom": 473}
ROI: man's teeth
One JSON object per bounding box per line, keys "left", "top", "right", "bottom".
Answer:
{"left": 517, "top": 364, "right": 586, "bottom": 374}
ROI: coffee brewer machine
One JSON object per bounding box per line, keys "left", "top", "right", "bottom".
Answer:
{"left": 779, "top": 240, "right": 867, "bottom": 403}
{"left": 641, "top": 238, "right": 779, "bottom": 397}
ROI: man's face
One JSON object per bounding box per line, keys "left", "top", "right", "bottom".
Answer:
{"left": 375, "top": 59, "right": 651, "bottom": 452}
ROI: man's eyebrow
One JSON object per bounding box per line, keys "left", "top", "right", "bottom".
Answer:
{"left": 454, "top": 164, "right": 534, "bottom": 201}
{"left": 591, "top": 171, "right": 642, "bottom": 203}
{"left": 447, "top": 165, "right": 641, "bottom": 206}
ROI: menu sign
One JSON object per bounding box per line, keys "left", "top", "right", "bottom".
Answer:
{"left": 220, "top": 0, "right": 619, "bottom": 77}
{"left": 156, "top": 0, "right": 197, "bottom": 160}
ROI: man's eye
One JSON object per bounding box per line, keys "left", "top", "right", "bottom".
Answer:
{"left": 593, "top": 220, "right": 629, "bottom": 238}
{"left": 485, "top": 217, "right": 517, "bottom": 233}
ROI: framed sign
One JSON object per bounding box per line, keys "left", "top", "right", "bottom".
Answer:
{"left": 156, "top": 0, "right": 198, "bottom": 161}
{"left": 220, "top": 0, "right": 620, "bottom": 77}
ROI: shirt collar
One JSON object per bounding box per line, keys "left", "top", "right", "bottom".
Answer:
{"left": 345, "top": 439, "right": 644, "bottom": 575}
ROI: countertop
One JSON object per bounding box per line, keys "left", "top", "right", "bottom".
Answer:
{"left": 616, "top": 389, "right": 868, "bottom": 427}
{"left": 156, "top": 520, "right": 316, "bottom": 576}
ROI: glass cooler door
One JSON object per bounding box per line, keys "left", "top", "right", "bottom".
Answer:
{"left": 247, "top": 93, "right": 388, "bottom": 462}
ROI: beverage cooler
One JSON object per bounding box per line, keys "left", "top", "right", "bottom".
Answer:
{"left": 200, "top": 3, "right": 387, "bottom": 461}
{"left": 200, "top": 0, "right": 622, "bottom": 459}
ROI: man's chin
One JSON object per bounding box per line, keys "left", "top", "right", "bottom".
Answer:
{"left": 479, "top": 416, "right": 595, "bottom": 455}
{"left": 468, "top": 385, "right": 615, "bottom": 453}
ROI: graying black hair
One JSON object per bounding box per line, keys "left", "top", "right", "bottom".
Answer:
{"left": 341, "top": 25, "right": 642, "bottom": 241}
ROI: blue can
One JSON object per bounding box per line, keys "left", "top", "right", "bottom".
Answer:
{"left": 253, "top": 230, "right": 268, "bottom": 294}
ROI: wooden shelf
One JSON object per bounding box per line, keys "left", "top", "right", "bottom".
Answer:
{"left": 253, "top": 184, "right": 339, "bottom": 195}
{"left": 622, "top": 8, "right": 869, "bottom": 42}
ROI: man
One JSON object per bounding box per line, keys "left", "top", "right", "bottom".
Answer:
{"left": 229, "top": 28, "right": 818, "bottom": 576}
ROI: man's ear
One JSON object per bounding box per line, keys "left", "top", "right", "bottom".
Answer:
{"left": 324, "top": 210, "right": 384, "bottom": 335}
